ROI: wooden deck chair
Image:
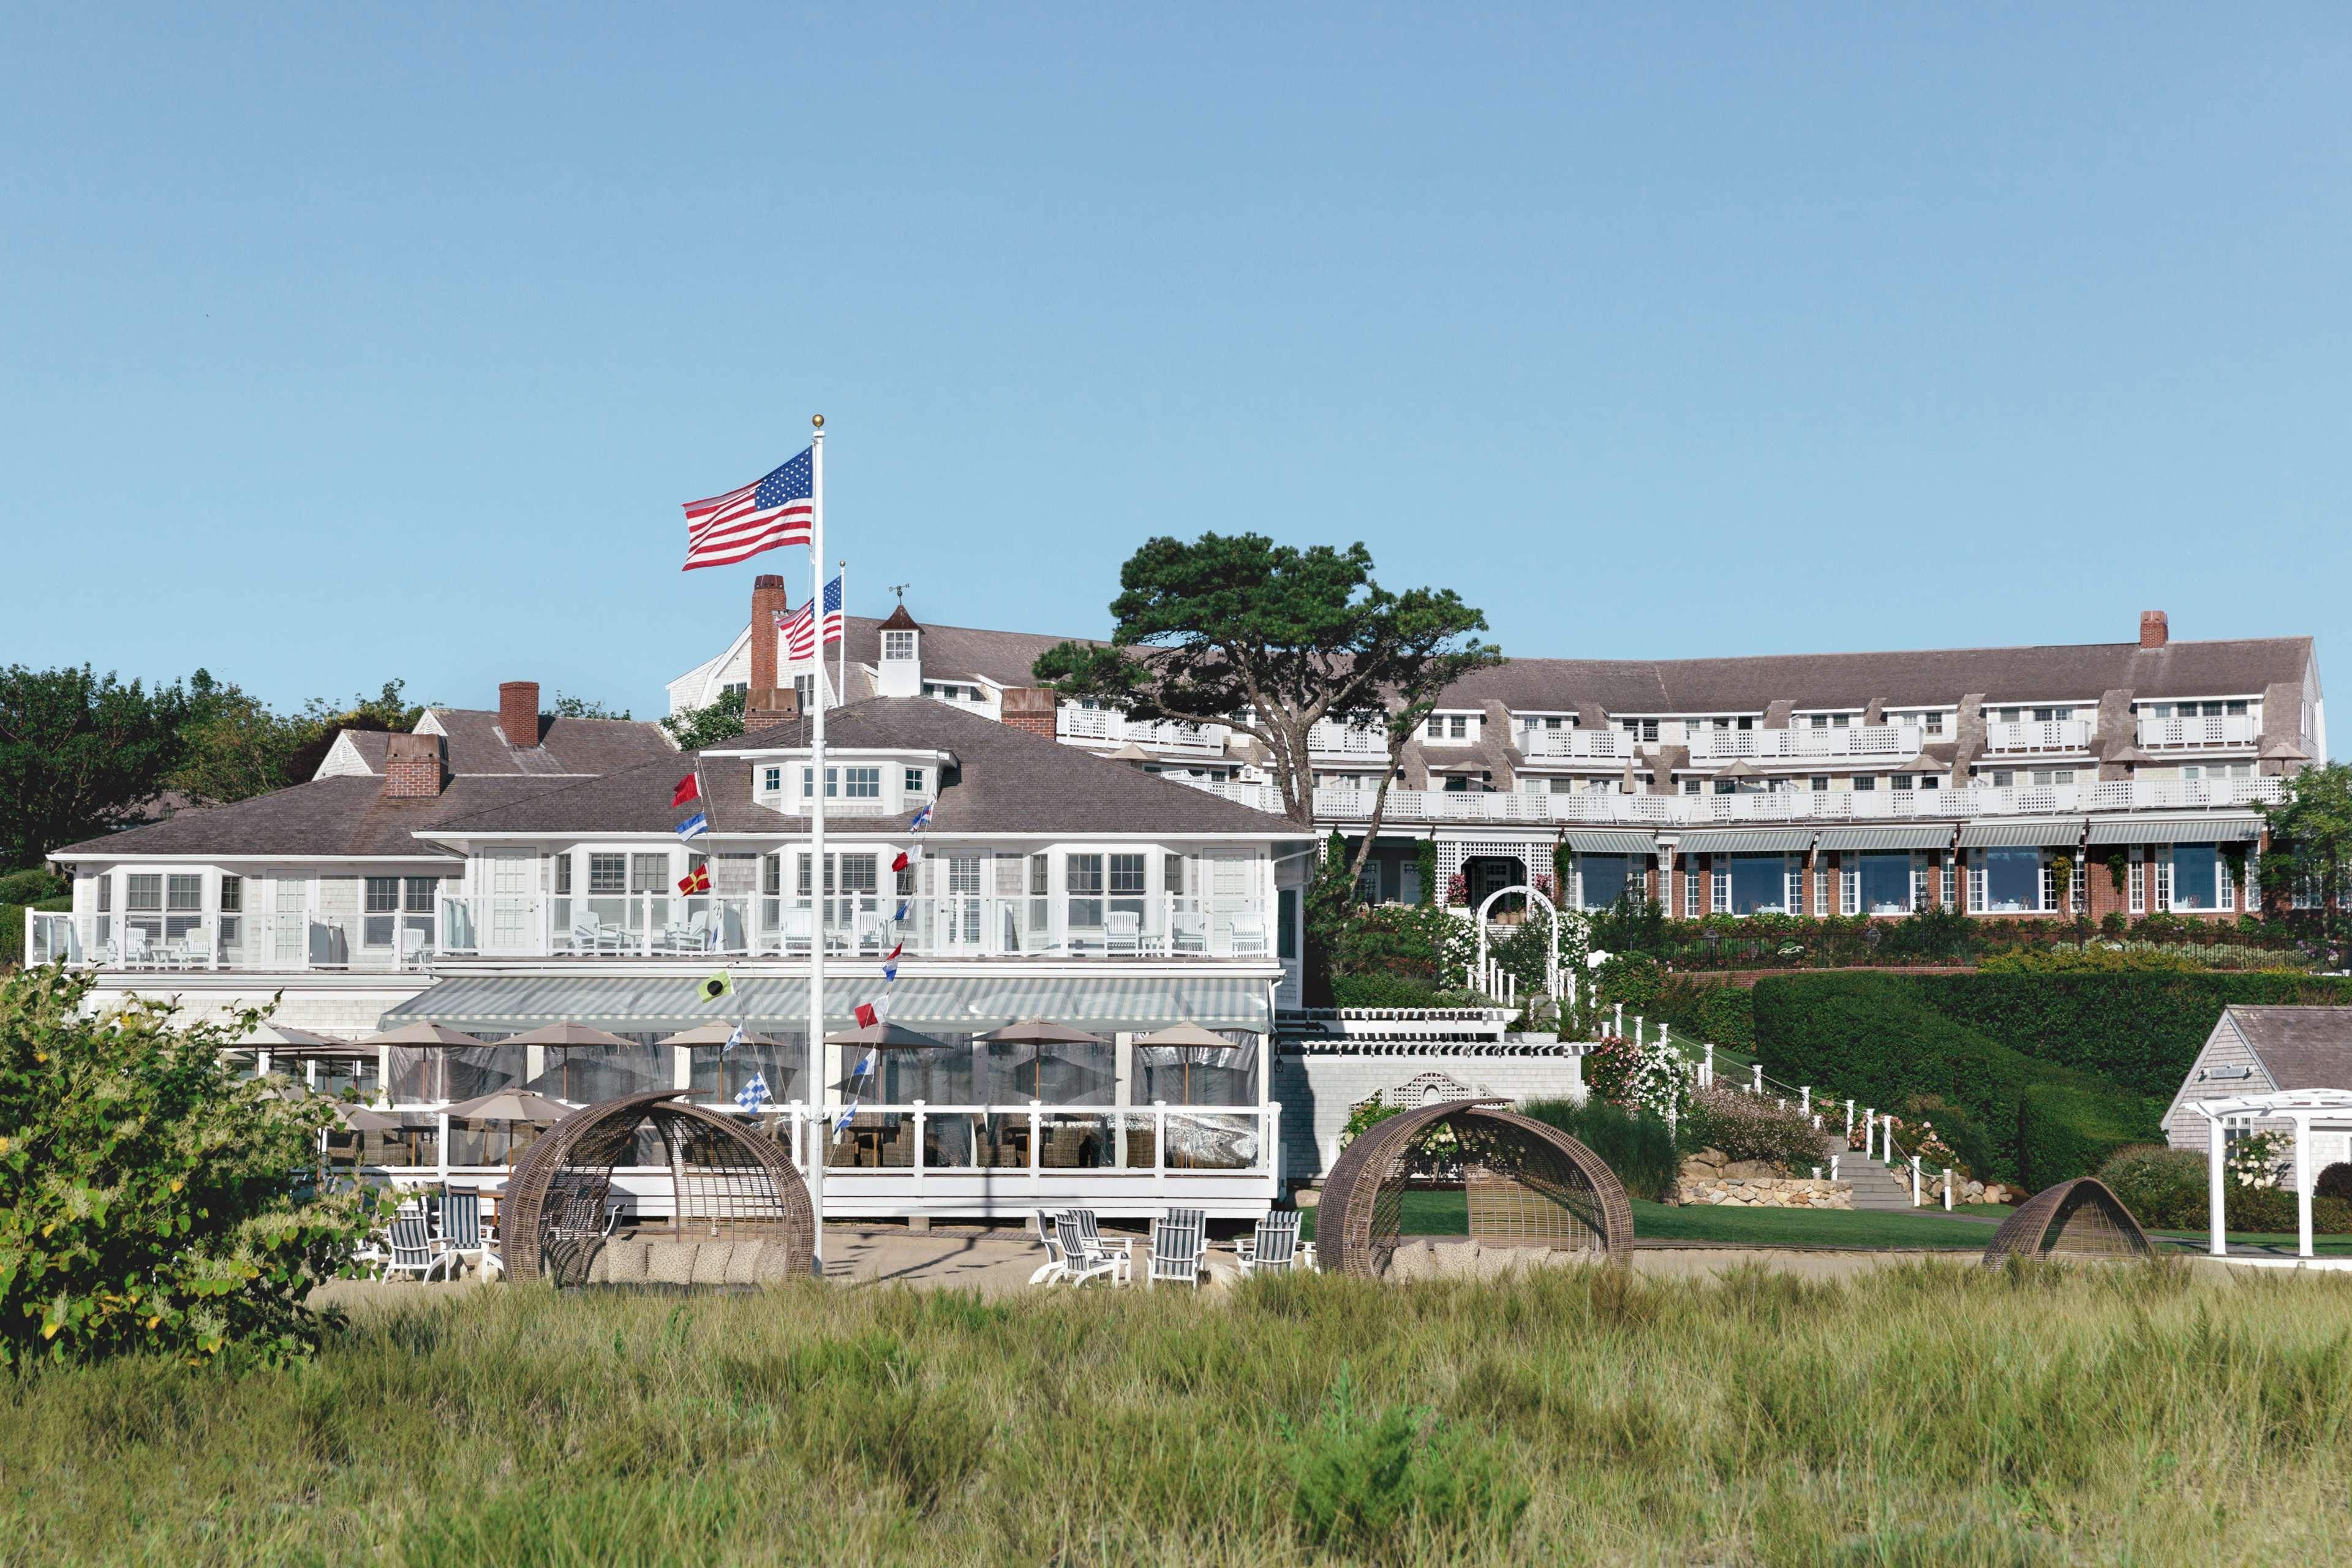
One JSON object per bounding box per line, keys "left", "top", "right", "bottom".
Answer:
{"left": 1235, "top": 1210, "right": 1310, "bottom": 1276}
{"left": 1146, "top": 1207, "right": 1207, "bottom": 1288}
{"left": 1052, "top": 1213, "right": 1125, "bottom": 1287}
{"left": 379, "top": 1213, "right": 452, "bottom": 1282}
{"left": 1069, "top": 1210, "right": 1133, "bottom": 1284}
{"left": 1029, "top": 1208, "right": 1068, "bottom": 1285}
{"left": 439, "top": 1190, "right": 499, "bottom": 1280}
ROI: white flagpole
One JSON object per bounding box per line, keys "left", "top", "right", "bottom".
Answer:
{"left": 835, "top": 559, "right": 848, "bottom": 709}
{"left": 807, "top": 413, "right": 827, "bottom": 1276}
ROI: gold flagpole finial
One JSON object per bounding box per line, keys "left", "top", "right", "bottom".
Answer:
{"left": 812, "top": 413, "right": 824, "bottom": 429}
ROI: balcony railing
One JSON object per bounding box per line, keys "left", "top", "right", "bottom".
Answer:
{"left": 432, "top": 891, "right": 1272, "bottom": 962}
{"left": 1687, "top": 724, "right": 1924, "bottom": 760}
{"left": 1983, "top": 720, "right": 2091, "bottom": 753}
{"left": 21, "top": 909, "right": 430, "bottom": 974}
{"left": 1307, "top": 720, "right": 1389, "bottom": 757}
{"left": 1056, "top": 707, "right": 1227, "bottom": 755}
{"left": 1522, "top": 728, "right": 1625, "bottom": 760}
{"left": 1164, "top": 774, "right": 2285, "bottom": 827}
{"left": 2138, "top": 714, "right": 2256, "bottom": 749}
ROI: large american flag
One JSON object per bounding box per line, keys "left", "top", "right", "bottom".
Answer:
{"left": 773, "top": 573, "right": 845, "bottom": 660}
{"left": 680, "top": 447, "right": 813, "bottom": 571}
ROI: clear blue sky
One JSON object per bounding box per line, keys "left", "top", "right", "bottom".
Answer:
{"left": 3, "top": 4, "right": 2345, "bottom": 750}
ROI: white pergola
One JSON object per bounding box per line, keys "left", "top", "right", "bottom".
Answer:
{"left": 2188, "top": 1089, "right": 2352, "bottom": 1262}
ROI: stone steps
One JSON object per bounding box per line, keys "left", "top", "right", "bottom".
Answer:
{"left": 1834, "top": 1150, "right": 1922, "bottom": 1212}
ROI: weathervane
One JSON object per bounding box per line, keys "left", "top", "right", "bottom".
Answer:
{"left": 889, "top": 582, "right": 911, "bottom": 603}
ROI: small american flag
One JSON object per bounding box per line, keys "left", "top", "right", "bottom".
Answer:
{"left": 681, "top": 447, "right": 813, "bottom": 571}
{"left": 818, "top": 572, "right": 845, "bottom": 646}
{"left": 775, "top": 600, "right": 818, "bottom": 660}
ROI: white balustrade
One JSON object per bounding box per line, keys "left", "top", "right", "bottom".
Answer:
{"left": 1983, "top": 719, "right": 2090, "bottom": 753}
{"left": 2137, "top": 714, "right": 2255, "bottom": 749}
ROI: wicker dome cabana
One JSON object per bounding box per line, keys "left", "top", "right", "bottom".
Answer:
{"left": 1981, "top": 1178, "right": 2156, "bottom": 1267}
{"left": 500, "top": 1090, "right": 814, "bottom": 1287}
{"left": 1318, "top": 1099, "right": 1633, "bottom": 1278}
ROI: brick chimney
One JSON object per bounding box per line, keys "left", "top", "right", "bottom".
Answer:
{"left": 1001, "top": 687, "right": 1058, "bottom": 740}
{"left": 499, "top": 681, "right": 541, "bottom": 747}
{"left": 745, "top": 687, "right": 803, "bottom": 731}
{"left": 2139, "top": 610, "right": 2169, "bottom": 650}
{"left": 750, "top": 573, "right": 791, "bottom": 693}
{"left": 383, "top": 733, "right": 445, "bottom": 798}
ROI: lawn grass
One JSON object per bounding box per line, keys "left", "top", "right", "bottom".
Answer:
{"left": 6, "top": 1264, "right": 2352, "bottom": 1564}
{"left": 1303, "top": 1189, "right": 1999, "bottom": 1250}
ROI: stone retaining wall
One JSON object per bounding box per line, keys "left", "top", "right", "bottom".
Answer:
{"left": 1673, "top": 1175, "right": 1852, "bottom": 1209}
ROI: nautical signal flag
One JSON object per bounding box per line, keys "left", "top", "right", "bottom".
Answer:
{"left": 890, "top": 845, "right": 922, "bottom": 874}
{"left": 677, "top": 864, "right": 712, "bottom": 895}
{"left": 853, "top": 998, "right": 889, "bottom": 1029}
{"left": 673, "top": 774, "right": 700, "bottom": 807}
{"left": 676, "top": 812, "right": 709, "bottom": 842}
{"left": 699, "top": 970, "right": 733, "bottom": 1002}
{"left": 909, "top": 802, "right": 933, "bottom": 831}
{"left": 734, "top": 1071, "right": 772, "bottom": 1112}
{"left": 723, "top": 1022, "right": 744, "bottom": 1055}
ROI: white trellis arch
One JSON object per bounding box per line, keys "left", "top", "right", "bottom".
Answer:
{"left": 1472, "top": 883, "right": 1564, "bottom": 1005}
{"left": 1438, "top": 837, "right": 1553, "bottom": 905}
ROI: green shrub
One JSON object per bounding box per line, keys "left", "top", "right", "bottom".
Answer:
{"left": 0, "top": 867, "right": 66, "bottom": 905}
{"left": 1518, "top": 1097, "right": 1680, "bottom": 1201}
{"left": 2097, "top": 1145, "right": 2209, "bottom": 1229}
{"left": 2017, "top": 1084, "right": 2162, "bottom": 1191}
{"left": 1896, "top": 1094, "right": 1996, "bottom": 1182}
{"left": 1, "top": 896, "right": 72, "bottom": 968}
{"left": 1283, "top": 1368, "right": 1528, "bottom": 1559}
{"left": 0, "top": 967, "right": 388, "bottom": 1365}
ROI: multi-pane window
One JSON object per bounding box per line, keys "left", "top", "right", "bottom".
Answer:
{"left": 630, "top": 854, "right": 668, "bottom": 894}
{"left": 1977, "top": 847, "right": 2043, "bottom": 914}
{"left": 589, "top": 854, "right": 627, "bottom": 894}
{"left": 1621, "top": 718, "right": 1660, "bottom": 743}
{"left": 217, "top": 874, "right": 241, "bottom": 947}
{"left": 1854, "top": 775, "right": 1877, "bottom": 792}
{"left": 2129, "top": 847, "right": 2146, "bottom": 914}
{"left": 124, "top": 874, "right": 164, "bottom": 944}
{"left": 762, "top": 765, "right": 784, "bottom": 796}
{"left": 1066, "top": 853, "right": 1105, "bottom": 935}
{"left": 796, "top": 853, "right": 879, "bottom": 897}
{"left": 842, "top": 766, "right": 880, "bottom": 799}
{"left": 165, "top": 874, "right": 203, "bottom": 940}
{"left": 884, "top": 630, "right": 916, "bottom": 661}
{"left": 1109, "top": 853, "right": 1147, "bottom": 924}
{"left": 904, "top": 767, "right": 926, "bottom": 797}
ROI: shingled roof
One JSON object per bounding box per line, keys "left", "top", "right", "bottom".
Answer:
{"left": 1442, "top": 636, "right": 2313, "bottom": 715}
{"left": 50, "top": 776, "right": 568, "bottom": 860}
{"left": 2230, "top": 1006, "right": 2352, "bottom": 1093}
{"left": 429, "top": 697, "right": 1305, "bottom": 839}
{"left": 328, "top": 712, "right": 676, "bottom": 777}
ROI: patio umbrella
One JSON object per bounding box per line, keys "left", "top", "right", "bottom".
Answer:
{"left": 1134, "top": 1023, "right": 1250, "bottom": 1108}
{"left": 237, "top": 1023, "right": 352, "bottom": 1050}
{"left": 657, "top": 1022, "right": 784, "bottom": 1049}
{"left": 1618, "top": 759, "right": 1640, "bottom": 794}
{"left": 1105, "top": 742, "right": 1152, "bottom": 764}
{"left": 1716, "top": 759, "right": 1764, "bottom": 782}
{"left": 502, "top": 1022, "right": 636, "bottom": 1049}
{"left": 333, "top": 1104, "right": 402, "bottom": 1133}
{"left": 979, "top": 1017, "right": 1108, "bottom": 1101}
{"left": 363, "top": 1020, "right": 488, "bottom": 1048}
{"left": 443, "top": 1088, "right": 573, "bottom": 1125}
{"left": 824, "top": 1020, "right": 952, "bottom": 1098}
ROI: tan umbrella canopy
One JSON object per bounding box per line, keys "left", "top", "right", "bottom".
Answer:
{"left": 363, "top": 1020, "right": 488, "bottom": 1048}
{"left": 1618, "top": 759, "right": 1640, "bottom": 794}
{"left": 1134, "top": 1023, "right": 1234, "bottom": 1051}
{"left": 981, "top": 1018, "right": 1109, "bottom": 1100}
{"left": 503, "top": 1021, "right": 636, "bottom": 1049}
{"left": 443, "top": 1088, "right": 573, "bottom": 1125}
{"left": 658, "top": 1021, "right": 785, "bottom": 1049}
{"left": 824, "top": 1020, "right": 950, "bottom": 1049}
{"left": 238, "top": 1023, "right": 352, "bottom": 1050}
{"left": 1105, "top": 742, "right": 1152, "bottom": 763}
{"left": 334, "top": 1104, "right": 403, "bottom": 1133}
{"left": 1716, "top": 759, "right": 1764, "bottom": 782}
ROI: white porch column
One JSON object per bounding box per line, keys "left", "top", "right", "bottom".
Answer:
{"left": 2207, "top": 1112, "right": 2228, "bottom": 1258}
{"left": 2295, "top": 1113, "right": 2315, "bottom": 1260}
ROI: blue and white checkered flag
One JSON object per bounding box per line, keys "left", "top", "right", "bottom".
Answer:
{"left": 734, "top": 1071, "right": 772, "bottom": 1113}
{"left": 722, "top": 1021, "right": 744, "bottom": 1055}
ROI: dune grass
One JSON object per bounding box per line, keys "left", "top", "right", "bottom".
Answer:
{"left": 4, "top": 1263, "right": 2351, "bottom": 1564}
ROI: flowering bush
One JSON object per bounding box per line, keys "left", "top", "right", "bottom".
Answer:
{"left": 1679, "top": 1086, "right": 1826, "bottom": 1173}
{"left": 2230, "top": 1129, "right": 2291, "bottom": 1191}
{"left": 1581, "top": 1034, "right": 1689, "bottom": 1121}
{"left": 1530, "top": 873, "right": 1556, "bottom": 905}
{"left": 1444, "top": 872, "right": 1469, "bottom": 908}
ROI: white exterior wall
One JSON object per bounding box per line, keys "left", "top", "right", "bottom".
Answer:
{"left": 77, "top": 976, "right": 432, "bottom": 1039}
{"left": 1275, "top": 1047, "right": 1586, "bottom": 1180}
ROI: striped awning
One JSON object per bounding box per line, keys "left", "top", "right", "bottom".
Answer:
{"left": 1815, "top": 825, "right": 1956, "bottom": 853}
{"left": 1675, "top": 827, "right": 1815, "bottom": 853}
{"left": 1561, "top": 829, "right": 1658, "bottom": 855}
{"left": 2087, "top": 817, "right": 2263, "bottom": 846}
{"left": 381, "top": 974, "right": 1274, "bottom": 1036}
{"left": 1958, "top": 820, "right": 2084, "bottom": 848}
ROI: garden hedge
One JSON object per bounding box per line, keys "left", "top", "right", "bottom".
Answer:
{"left": 1750, "top": 973, "right": 2147, "bottom": 1183}
{"left": 1908, "top": 973, "right": 2352, "bottom": 1099}
{"left": 2015, "top": 1083, "right": 2164, "bottom": 1191}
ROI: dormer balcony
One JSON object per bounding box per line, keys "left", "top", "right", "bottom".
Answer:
{"left": 1687, "top": 724, "right": 1923, "bottom": 760}
{"left": 1306, "top": 720, "right": 1388, "bottom": 757}
{"left": 1057, "top": 707, "right": 1227, "bottom": 755}
{"left": 1983, "top": 720, "right": 2092, "bottom": 753}
{"left": 1523, "top": 728, "right": 1625, "bottom": 760}
{"left": 2139, "top": 714, "right": 2256, "bottom": 748}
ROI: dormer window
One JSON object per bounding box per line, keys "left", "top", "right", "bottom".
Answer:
{"left": 884, "top": 630, "right": 916, "bottom": 662}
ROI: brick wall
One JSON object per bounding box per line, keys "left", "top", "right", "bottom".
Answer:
{"left": 1001, "top": 687, "right": 1057, "bottom": 740}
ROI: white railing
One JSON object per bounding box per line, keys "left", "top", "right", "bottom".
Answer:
{"left": 1523, "top": 728, "right": 1625, "bottom": 760}
{"left": 356, "top": 1101, "right": 1280, "bottom": 1188}
{"left": 1308, "top": 720, "right": 1389, "bottom": 757}
{"left": 431, "top": 890, "right": 1273, "bottom": 962}
{"left": 1162, "top": 772, "right": 2286, "bottom": 829}
{"left": 1983, "top": 719, "right": 2091, "bottom": 753}
{"left": 1056, "top": 707, "right": 1227, "bottom": 755}
{"left": 1687, "top": 724, "right": 1923, "bottom": 760}
{"left": 2138, "top": 714, "right": 2256, "bottom": 749}
{"left": 21, "top": 910, "right": 424, "bottom": 974}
